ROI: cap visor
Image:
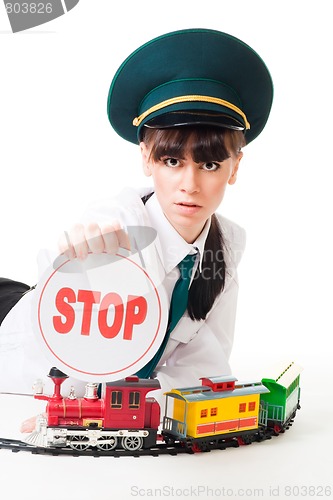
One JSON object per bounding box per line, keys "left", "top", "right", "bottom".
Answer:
{"left": 143, "top": 111, "right": 245, "bottom": 131}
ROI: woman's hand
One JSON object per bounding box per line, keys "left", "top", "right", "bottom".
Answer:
{"left": 58, "top": 222, "right": 131, "bottom": 260}
{"left": 20, "top": 413, "right": 46, "bottom": 433}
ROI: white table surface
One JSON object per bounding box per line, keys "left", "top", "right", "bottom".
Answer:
{"left": 0, "top": 355, "right": 331, "bottom": 500}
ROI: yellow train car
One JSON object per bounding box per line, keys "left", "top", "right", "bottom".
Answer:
{"left": 163, "top": 376, "right": 269, "bottom": 441}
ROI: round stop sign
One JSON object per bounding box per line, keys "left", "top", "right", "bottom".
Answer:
{"left": 32, "top": 250, "right": 168, "bottom": 382}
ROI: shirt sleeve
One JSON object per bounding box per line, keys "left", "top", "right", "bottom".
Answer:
{"left": 0, "top": 287, "right": 86, "bottom": 396}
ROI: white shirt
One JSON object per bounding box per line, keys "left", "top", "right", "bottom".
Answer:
{"left": 0, "top": 187, "right": 246, "bottom": 410}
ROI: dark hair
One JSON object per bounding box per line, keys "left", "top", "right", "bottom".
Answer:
{"left": 142, "top": 125, "right": 245, "bottom": 163}
{"left": 142, "top": 125, "right": 245, "bottom": 320}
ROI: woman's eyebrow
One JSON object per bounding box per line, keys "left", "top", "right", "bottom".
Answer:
{"left": 159, "top": 153, "right": 186, "bottom": 160}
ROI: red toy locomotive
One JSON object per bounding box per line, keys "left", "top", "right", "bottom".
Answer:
{"left": 32, "top": 367, "right": 160, "bottom": 451}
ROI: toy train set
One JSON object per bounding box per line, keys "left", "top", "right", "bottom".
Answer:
{"left": 0, "top": 362, "right": 301, "bottom": 457}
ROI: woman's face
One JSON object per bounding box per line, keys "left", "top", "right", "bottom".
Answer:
{"left": 140, "top": 140, "right": 243, "bottom": 243}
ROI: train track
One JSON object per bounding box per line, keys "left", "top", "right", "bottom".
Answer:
{"left": 0, "top": 436, "right": 241, "bottom": 457}
{"left": 0, "top": 420, "right": 291, "bottom": 458}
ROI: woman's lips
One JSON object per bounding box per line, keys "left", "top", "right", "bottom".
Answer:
{"left": 175, "top": 202, "right": 202, "bottom": 214}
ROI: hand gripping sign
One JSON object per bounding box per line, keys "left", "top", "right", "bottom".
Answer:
{"left": 31, "top": 227, "right": 168, "bottom": 383}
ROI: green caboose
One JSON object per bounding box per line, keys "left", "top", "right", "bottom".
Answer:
{"left": 260, "top": 362, "right": 302, "bottom": 432}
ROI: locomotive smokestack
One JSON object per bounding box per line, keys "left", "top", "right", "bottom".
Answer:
{"left": 47, "top": 367, "right": 69, "bottom": 400}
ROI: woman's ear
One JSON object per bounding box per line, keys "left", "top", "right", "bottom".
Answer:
{"left": 228, "top": 151, "right": 243, "bottom": 185}
{"left": 140, "top": 142, "right": 152, "bottom": 177}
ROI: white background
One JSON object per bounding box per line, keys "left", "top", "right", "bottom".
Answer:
{"left": 0, "top": 1, "right": 332, "bottom": 498}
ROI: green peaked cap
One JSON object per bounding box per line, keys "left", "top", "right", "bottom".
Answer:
{"left": 107, "top": 28, "right": 273, "bottom": 145}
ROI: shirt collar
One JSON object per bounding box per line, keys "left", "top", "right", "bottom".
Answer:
{"left": 145, "top": 193, "right": 211, "bottom": 274}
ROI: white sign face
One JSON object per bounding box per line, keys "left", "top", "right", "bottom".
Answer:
{"left": 32, "top": 251, "right": 168, "bottom": 382}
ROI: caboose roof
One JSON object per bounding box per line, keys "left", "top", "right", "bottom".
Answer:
{"left": 262, "top": 361, "right": 303, "bottom": 389}
{"left": 165, "top": 382, "right": 269, "bottom": 402}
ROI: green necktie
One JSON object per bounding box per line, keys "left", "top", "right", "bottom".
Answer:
{"left": 136, "top": 253, "right": 196, "bottom": 378}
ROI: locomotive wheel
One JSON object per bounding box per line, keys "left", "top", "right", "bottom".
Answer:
{"left": 96, "top": 436, "right": 117, "bottom": 451}
{"left": 69, "top": 436, "right": 90, "bottom": 451}
{"left": 121, "top": 436, "right": 143, "bottom": 451}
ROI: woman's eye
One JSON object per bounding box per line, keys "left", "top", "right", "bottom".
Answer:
{"left": 202, "top": 162, "right": 221, "bottom": 171}
{"left": 164, "top": 158, "right": 181, "bottom": 168}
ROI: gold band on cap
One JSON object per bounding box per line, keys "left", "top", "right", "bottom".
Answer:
{"left": 133, "top": 95, "right": 250, "bottom": 129}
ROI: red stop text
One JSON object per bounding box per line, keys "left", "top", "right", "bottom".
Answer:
{"left": 53, "top": 287, "right": 147, "bottom": 340}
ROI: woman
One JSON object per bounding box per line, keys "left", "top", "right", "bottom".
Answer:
{"left": 0, "top": 28, "right": 273, "bottom": 408}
